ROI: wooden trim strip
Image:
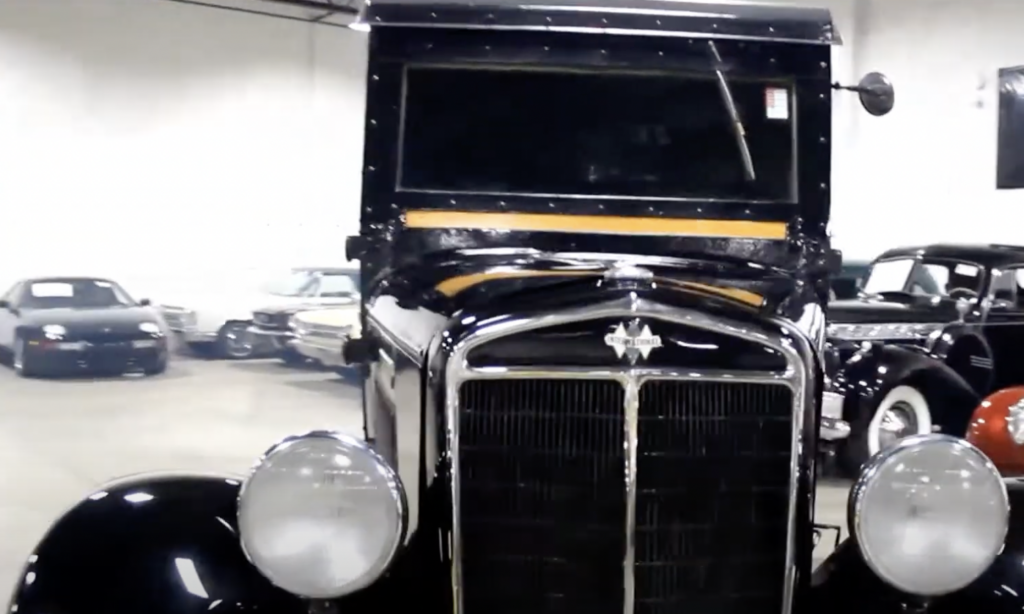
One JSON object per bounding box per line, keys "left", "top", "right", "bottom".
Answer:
{"left": 405, "top": 210, "right": 787, "bottom": 240}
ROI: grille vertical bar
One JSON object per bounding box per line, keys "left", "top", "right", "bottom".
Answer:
{"left": 458, "top": 379, "right": 627, "bottom": 614}
{"left": 634, "top": 380, "right": 793, "bottom": 614}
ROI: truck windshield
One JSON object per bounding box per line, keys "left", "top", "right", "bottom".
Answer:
{"left": 399, "top": 66, "right": 795, "bottom": 202}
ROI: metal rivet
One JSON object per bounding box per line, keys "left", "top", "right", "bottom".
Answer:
{"left": 712, "top": 23, "right": 718, "bottom": 29}
{"left": 819, "top": 136, "right": 827, "bottom": 144}
{"left": 370, "top": 119, "right": 377, "bottom": 126}
{"left": 820, "top": 183, "right": 828, "bottom": 189}
{"left": 430, "top": 12, "right": 436, "bottom": 18}
{"left": 770, "top": 58, "right": 777, "bottom": 63}
{"left": 659, "top": 51, "right": 664, "bottom": 56}
{"left": 372, "top": 74, "right": 379, "bottom": 81}
{"left": 602, "top": 18, "right": 608, "bottom": 24}
{"left": 769, "top": 26, "right": 775, "bottom": 32}
{"left": 450, "top": 199, "right": 457, "bottom": 205}
{"left": 485, "top": 45, "right": 491, "bottom": 50}
{"left": 546, "top": 16, "right": 552, "bottom": 22}
{"left": 544, "top": 46, "right": 550, "bottom": 51}
{"left": 601, "top": 49, "right": 607, "bottom": 54}
{"left": 820, "top": 61, "right": 828, "bottom": 68}
{"left": 819, "top": 93, "right": 826, "bottom": 99}
{"left": 549, "top": 202, "right": 556, "bottom": 208}
{"left": 656, "top": 19, "right": 662, "bottom": 25}
{"left": 368, "top": 166, "right": 376, "bottom": 171}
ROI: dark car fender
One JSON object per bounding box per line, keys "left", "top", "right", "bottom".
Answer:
{"left": 8, "top": 473, "right": 306, "bottom": 614}
{"left": 832, "top": 343, "right": 980, "bottom": 437}
{"left": 9, "top": 472, "right": 448, "bottom": 614}
{"left": 809, "top": 479, "right": 1024, "bottom": 613}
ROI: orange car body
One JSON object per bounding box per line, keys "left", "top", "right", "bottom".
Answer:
{"left": 967, "top": 386, "right": 1024, "bottom": 477}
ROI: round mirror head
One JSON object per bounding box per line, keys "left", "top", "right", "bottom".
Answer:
{"left": 859, "top": 72, "right": 895, "bottom": 116}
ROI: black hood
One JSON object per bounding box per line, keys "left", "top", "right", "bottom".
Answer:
{"left": 828, "top": 293, "right": 959, "bottom": 325}
{"left": 19, "top": 306, "right": 161, "bottom": 334}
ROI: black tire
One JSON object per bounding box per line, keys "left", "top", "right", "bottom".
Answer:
{"left": 215, "top": 322, "right": 255, "bottom": 359}
{"left": 12, "top": 337, "right": 38, "bottom": 378}
{"left": 144, "top": 355, "right": 168, "bottom": 376}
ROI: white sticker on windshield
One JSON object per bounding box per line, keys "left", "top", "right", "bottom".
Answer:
{"left": 31, "top": 283, "right": 74, "bottom": 297}
{"left": 765, "top": 87, "right": 789, "bottom": 120}
{"left": 955, "top": 263, "right": 980, "bottom": 277}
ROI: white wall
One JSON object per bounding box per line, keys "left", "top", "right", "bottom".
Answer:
{"left": 0, "top": 0, "right": 863, "bottom": 299}
{"left": 838, "top": 0, "right": 1024, "bottom": 259}
{"left": 0, "top": 0, "right": 367, "bottom": 301}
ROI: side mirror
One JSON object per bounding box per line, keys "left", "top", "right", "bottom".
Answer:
{"left": 833, "top": 72, "right": 895, "bottom": 117}
{"left": 139, "top": 298, "right": 151, "bottom": 306}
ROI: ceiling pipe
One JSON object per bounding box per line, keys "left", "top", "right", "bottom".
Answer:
{"left": 159, "top": 0, "right": 361, "bottom": 27}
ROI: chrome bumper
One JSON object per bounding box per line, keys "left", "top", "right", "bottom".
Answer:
{"left": 169, "top": 327, "right": 218, "bottom": 343}
{"left": 290, "top": 335, "right": 347, "bottom": 367}
{"left": 820, "top": 391, "right": 850, "bottom": 441}
{"left": 248, "top": 326, "right": 293, "bottom": 349}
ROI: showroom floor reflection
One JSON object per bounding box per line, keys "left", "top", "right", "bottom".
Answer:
{"left": 0, "top": 347, "right": 363, "bottom": 589}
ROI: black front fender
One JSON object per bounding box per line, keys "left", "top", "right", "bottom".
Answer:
{"left": 811, "top": 479, "right": 1024, "bottom": 613}
{"left": 9, "top": 473, "right": 304, "bottom": 614}
{"left": 833, "top": 343, "right": 979, "bottom": 435}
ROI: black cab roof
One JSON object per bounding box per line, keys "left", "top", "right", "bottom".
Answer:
{"left": 874, "top": 244, "right": 1024, "bottom": 269}
{"left": 361, "top": 0, "right": 840, "bottom": 44}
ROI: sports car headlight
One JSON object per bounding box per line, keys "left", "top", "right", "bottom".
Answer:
{"left": 827, "top": 322, "right": 942, "bottom": 342}
{"left": 237, "top": 432, "right": 406, "bottom": 598}
{"left": 138, "top": 322, "right": 161, "bottom": 334}
{"left": 849, "top": 434, "right": 1008, "bottom": 596}
{"left": 42, "top": 324, "right": 66, "bottom": 337}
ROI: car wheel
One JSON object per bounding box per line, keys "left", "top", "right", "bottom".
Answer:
{"left": 12, "top": 338, "right": 37, "bottom": 378}
{"left": 844, "top": 384, "right": 933, "bottom": 473}
{"left": 216, "top": 323, "right": 255, "bottom": 359}
{"left": 144, "top": 355, "right": 168, "bottom": 376}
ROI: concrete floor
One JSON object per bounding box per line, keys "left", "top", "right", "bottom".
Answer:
{"left": 0, "top": 350, "right": 850, "bottom": 596}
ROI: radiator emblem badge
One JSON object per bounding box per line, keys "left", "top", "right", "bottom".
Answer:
{"left": 604, "top": 320, "right": 662, "bottom": 364}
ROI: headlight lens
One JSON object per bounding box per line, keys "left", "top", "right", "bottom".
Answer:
{"left": 827, "top": 322, "right": 942, "bottom": 342}
{"left": 42, "top": 324, "right": 66, "bottom": 337}
{"left": 237, "top": 432, "right": 406, "bottom": 598}
{"left": 850, "top": 434, "right": 1008, "bottom": 596}
{"left": 138, "top": 322, "right": 161, "bottom": 334}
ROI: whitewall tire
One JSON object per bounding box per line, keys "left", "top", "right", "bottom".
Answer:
{"left": 866, "top": 385, "right": 933, "bottom": 457}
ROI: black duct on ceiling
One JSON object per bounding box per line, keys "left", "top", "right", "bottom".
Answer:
{"left": 160, "top": 0, "right": 361, "bottom": 27}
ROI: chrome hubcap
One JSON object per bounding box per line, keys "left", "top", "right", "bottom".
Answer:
{"left": 878, "top": 401, "right": 918, "bottom": 451}
{"left": 224, "top": 327, "right": 254, "bottom": 358}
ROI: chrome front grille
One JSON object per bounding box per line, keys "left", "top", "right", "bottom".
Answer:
{"left": 446, "top": 299, "right": 809, "bottom": 614}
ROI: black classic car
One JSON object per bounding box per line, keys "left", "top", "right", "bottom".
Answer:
{"left": 824, "top": 243, "right": 1024, "bottom": 470}
{"left": 8, "top": 3, "right": 1021, "bottom": 614}
{"left": 0, "top": 277, "right": 168, "bottom": 377}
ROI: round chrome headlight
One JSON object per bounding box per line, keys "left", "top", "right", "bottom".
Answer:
{"left": 237, "top": 432, "right": 406, "bottom": 598}
{"left": 849, "top": 434, "right": 1008, "bottom": 596}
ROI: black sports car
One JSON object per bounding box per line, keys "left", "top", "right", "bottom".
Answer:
{"left": 0, "top": 277, "right": 169, "bottom": 377}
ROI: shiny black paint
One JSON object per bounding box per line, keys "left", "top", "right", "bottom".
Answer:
{"left": 830, "top": 343, "right": 981, "bottom": 437}
{"left": 809, "top": 479, "right": 1024, "bottom": 614}
{"left": 365, "top": 0, "right": 838, "bottom": 45}
{"left": 357, "top": 22, "right": 838, "bottom": 293}
{"left": 873, "top": 243, "right": 1024, "bottom": 270}
{"left": 9, "top": 474, "right": 450, "bottom": 614}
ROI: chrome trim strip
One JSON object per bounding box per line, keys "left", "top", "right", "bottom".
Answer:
{"left": 622, "top": 376, "right": 640, "bottom": 614}
{"left": 444, "top": 296, "right": 814, "bottom": 614}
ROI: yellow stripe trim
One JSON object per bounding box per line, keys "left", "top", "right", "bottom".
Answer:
{"left": 434, "top": 270, "right": 765, "bottom": 307}
{"left": 436, "top": 270, "right": 599, "bottom": 296}
{"left": 405, "top": 210, "right": 787, "bottom": 240}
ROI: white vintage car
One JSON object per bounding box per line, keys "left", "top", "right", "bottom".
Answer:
{"left": 287, "top": 305, "right": 361, "bottom": 370}
{"left": 160, "top": 267, "right": 359, "bottom": 359}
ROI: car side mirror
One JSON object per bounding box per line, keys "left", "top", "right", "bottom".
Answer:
{"left": 833, "top": 72, "right": 895, "bottom": 117}
{"left": 0, "top": 300, "right": 8, "bottom": 310}
{"left": 139, "top": 298, "right": 151, "bottom": 306}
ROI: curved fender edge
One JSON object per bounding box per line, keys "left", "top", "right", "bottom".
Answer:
{"left": 834, "top": 344, "right": 979, "bottom": 434}
{"left": 808, "top": 480, "right": 1024, "bottom": 614}
{"left": 7, "top": 473, "right": 306, "bottom": 614}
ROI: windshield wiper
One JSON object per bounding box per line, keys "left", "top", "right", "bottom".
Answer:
{"left": 707, "top": 41, "right": 756, "bottom": 182}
